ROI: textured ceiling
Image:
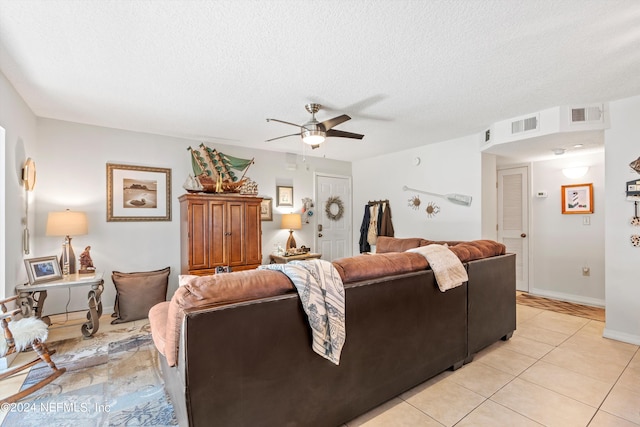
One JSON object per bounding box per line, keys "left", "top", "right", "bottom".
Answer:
{"left": 1, "top": 0, "right": 639, "bottom": 162}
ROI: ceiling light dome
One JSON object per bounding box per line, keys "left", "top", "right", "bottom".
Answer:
{"left": 302, "top": 130, "right": 325, "bottom": 145}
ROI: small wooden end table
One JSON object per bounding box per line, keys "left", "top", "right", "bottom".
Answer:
{"left": 269, "top": 253, "right": 322, "bottom": 264}
{"left": 15, "top": 272, "right": 105, "bottom": 338}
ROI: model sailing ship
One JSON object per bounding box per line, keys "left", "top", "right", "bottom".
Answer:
{"left": 184, "top": 144, "right": 254, "bottom": 193}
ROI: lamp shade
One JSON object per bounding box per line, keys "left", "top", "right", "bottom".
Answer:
{"left": 281, "top": 213, "right": 302, "bottom": 230}
{"left": 46, "top": 210, "right": 88, "bottom": 236}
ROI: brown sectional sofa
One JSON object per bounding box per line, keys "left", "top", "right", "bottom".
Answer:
{"left": 149, "top": 238, "right": 515, "bottom": 426}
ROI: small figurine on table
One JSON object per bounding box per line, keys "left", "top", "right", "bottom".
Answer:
{"left": 79, "top": 245, "right": 96, "bottom": 274}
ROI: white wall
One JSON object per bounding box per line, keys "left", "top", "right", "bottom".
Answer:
{"left": 352, "top": 134, "right": 483, "bottom": 252}
{"left": 530, "top": 151, "right": 605, "bottom": 305}
{"left": 481, "top": 152, "right": 497, "bottom": 240}
{"left": 0, "top": 71, "right": 38, "bottom": 297}
{"left": 603, "top": 95, "right": 640, "bottom": 345}
{"left": 26, "top": 118, "right": 350, "bottom": 314}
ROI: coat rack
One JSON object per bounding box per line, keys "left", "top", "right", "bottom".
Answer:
{"left": 368, "top": 199, "right": 389, "bottom": 205}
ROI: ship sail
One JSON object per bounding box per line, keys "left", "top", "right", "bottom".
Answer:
{"left": 187, "top": 144, "right": 255, "bottom": 193}
{"left": 200, "top": 144, "right": 254, "bottom": 183}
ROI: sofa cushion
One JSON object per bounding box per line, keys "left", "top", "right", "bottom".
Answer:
{"left": 447, "top": 240, "right": 506, "bottom": 262}
{"left": 149, "top": 301, "right": 170, "bottom": 358}
{"left": 375, "top": 236, "right": 424, "bottom": 253}
{"left": 111, "top": 267, "right": 170, "bottom": 324}
{"left": 332, "top": 252, "right": 429, "bottom": 284}
{"left": 162, "top": 269, "right": 295, "bottom": 366}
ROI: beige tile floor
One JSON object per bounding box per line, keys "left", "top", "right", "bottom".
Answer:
{"left": 346, "top": 304, "right": 640, "bottom": 427}
{"left": 2, "top": 304, "right": 639, "bottom": 426}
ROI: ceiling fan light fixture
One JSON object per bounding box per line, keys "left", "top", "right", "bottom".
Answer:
{"left": 302, "top": 130, "right": 325, "bottom": 145}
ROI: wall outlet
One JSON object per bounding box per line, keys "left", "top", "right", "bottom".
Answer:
{"left": 582, "top": 267, "right": 590, "bottom": 276}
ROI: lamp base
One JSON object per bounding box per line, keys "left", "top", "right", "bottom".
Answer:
{"left": 286, "top": 230, "right": 297, "bottom": 251}
{"left": 59, "top": 236, "right": 77, "bottom": 275}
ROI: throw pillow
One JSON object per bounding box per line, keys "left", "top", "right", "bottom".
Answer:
{"left": 111, "top": 267, "right": 170, "bottom": 324}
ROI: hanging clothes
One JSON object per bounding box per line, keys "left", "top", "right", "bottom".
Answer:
{"left": 380, "top": 203, "right": 395, "bottom": 237}
{"left": 376, "top": 202, "right": 384, "bottom": 236}
{"left": 367, "top": 203, "right": 379, "bottom": 246}
{"left": 359, "top": 205, "right": 371, "bottom": 253}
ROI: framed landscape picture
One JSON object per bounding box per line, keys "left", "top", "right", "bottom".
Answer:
{"left": 107, "top": 163, "right": 172, "bottom": 221}
{"left": 561, "top": 183, "right": 593, "bottom": 214}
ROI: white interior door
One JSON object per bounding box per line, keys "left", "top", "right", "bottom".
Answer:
{"left": 315, "top": 174, "right": 352, "bottom": 261}
{"left": 498, "top": 166, "right": 529, "bottom": 292}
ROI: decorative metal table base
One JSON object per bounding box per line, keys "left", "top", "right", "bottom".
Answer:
{"left": 15, "top": 272, "right": 105, "bottom": 338}
{"left": 81, "top": 281, "right": 104, "bottom": 338}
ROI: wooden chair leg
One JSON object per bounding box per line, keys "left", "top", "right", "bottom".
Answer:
{"left": 0, "top": 367, "right": 64, "bottom": 404}
{"left": 0, "top": 349, "right": 57, "bottom": 381}
{"left": 0, "top": 340, "right": 65, "bottom": 404}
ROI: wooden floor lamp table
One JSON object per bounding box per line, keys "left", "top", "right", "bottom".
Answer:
{"left": 15, "top": 272, "right": 104, "bottom": 338}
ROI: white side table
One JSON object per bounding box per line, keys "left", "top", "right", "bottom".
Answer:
{"left": 15, "top": 272, "right": 105, "bottom": 338}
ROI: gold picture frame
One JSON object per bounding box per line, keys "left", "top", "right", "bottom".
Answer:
{"left": 277, "top": 186, "right": 293, "bottom": 207}
{"left": 107, "top": 163, "right": 172, "bottom": 222}
{"left": 24, "top": 256, "right": 62, "bottom": 285}
{"left": 561, "top": 183, "right": 594, "bottom": 214}
{"left": 260, "top": 198, "right": 273, "bottom": 221}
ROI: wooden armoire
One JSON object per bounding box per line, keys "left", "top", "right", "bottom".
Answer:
{"left": 179, "top": 193, "right": 263, "bottom": 275}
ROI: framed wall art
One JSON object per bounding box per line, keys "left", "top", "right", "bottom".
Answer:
{"left": 561, "top": 183, "right": 593, "bottom": 214}
{"left": 260, "top": 198, "right": 273, "bottom": 221}
{"left": 24, "top": 256, "right": 62, "bottom": 284}
{"left": 107, "top": 163, "right": 172, "bottom": 221}
{"left": 277, "top": 186, "right": 293, "bottom": 207}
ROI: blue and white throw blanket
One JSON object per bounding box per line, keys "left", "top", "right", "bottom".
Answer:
{"left": 259, "top": 259, "right": 346, "bottom": 365}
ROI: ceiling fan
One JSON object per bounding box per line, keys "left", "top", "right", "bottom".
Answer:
{"left": 266, "top": 103, "right": 364, "bottom": 149}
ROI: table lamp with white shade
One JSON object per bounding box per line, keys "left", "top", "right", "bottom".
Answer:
{"left": 46, "top": 209, "right": 88, "bottom": 275}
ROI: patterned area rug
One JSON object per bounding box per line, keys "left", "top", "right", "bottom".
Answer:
{"left": 2, "top": 324, "right": 177, "bottom": 427}
{"left": 516, "top": 292, "right": 605, "bottom": 322}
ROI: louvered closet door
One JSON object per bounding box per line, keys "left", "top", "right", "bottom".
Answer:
{"left": 498, "top": 166, "right": 529, "bottom": 292}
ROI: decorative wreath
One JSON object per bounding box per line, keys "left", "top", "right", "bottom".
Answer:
{"left": 325, "top": 196, "right": 345, "bottom": 221}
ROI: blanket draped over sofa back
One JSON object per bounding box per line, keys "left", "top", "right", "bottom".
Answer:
{"left": 259, "top": 259, "right": 346, "bottom": 365}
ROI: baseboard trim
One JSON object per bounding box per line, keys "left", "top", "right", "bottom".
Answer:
{"left": 603, "top": 328, "right": 640, "bottom": 346}
{"left": 528, "top": 288, "right": 605, "bottom": 308}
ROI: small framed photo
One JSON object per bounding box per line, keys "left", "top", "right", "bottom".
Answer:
{"left": 107, "top": 163, "right": 172, "bottom": 222}
{"left": 260, "top": 198, "right": 273, "bottom": 221}
{"left": 277, "top": 186, "right": 294, "bottom": 207}
{"left": 561, "top": 183, "right": 594, "bottom": 214}
{"left": 24, "top": 256, "right": 63, "bottom": 285}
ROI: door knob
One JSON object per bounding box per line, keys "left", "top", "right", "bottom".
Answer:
{"left": 521, "top": 233, "right": 527, "bottom": 238}
{"left": 318, "top": 233, "right": 323, "bottom": 238}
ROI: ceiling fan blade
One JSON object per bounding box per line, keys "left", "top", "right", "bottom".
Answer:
{"left": 266, "top": 118, "right": 303, "bottom": 128}
{"left": 320, "top": 114, "right": 351, "bottom": 131}
{"left": 266, "top": 133, "right": 301, "bottom": 142}
{"left": 326, "top": 129, "right": 364, "bottom": 140}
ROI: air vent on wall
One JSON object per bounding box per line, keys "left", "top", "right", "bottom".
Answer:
{"left": 511, "top": 115, "right": 538, "bottom": 134}
{"left": 571, "top": 105, "right": 603, "bottom": 124}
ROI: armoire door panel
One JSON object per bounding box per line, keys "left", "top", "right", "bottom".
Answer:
{"left": 244, "top": 201, "right": 262, "bottom": 265}
{"left": 227, "top": 201, "right": 245, "bottom": 266}
{"left": 209, "top": 200, "right": 227, "bottom": 266}
{"left": 189, "top": 201, "right": 209, "bottom": 270}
